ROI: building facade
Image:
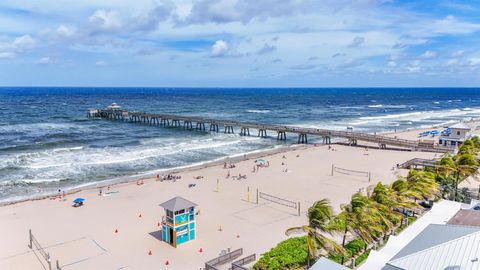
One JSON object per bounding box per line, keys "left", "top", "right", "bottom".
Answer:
{"left": 159, "top": 196, "right": 197, "bottom": 247}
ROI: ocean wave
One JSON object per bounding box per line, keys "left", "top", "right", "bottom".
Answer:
{"left": 368, "top": 105, "right": 383, "bottom": 108}
{"left": 358, "top": 111, "right": 423, "bottom": 121}
{"left": 9, "top": 136, "right": 257, "bottom": 171}
{"left": 0, "top": 177, "right": 63, "bottom": 186}
{"left": 246, "top": 109, "right": 271, "bottom": 113}
{"left": 0, "top": 122, "right": 79, "bottom": 132}
{"left": 352, "top": 107, "right": 480, "bottom": 126}
{"left": 52, "top": 146, "right": 84, "bottom": 152}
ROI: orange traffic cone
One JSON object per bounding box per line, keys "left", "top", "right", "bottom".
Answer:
{"left": 165, "top": 260, "right": 170, "bottom": 266}
{"left": 115, "top": 229, "right": 118, "bottom": 234}
{"left": 148, "top": 250, "right": 152, "bottom": 255}
{"left": 199, "top": 248, "right": 203, "bottom": 253}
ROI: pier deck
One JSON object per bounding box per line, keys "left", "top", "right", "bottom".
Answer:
{"left": 88, "top": 108, "right": 453, "bottom": 153}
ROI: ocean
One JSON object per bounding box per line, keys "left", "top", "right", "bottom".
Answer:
{"left": 1, "top": 87, "right": 479, "bottom": 203}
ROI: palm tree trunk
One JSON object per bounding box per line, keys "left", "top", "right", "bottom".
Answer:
{"left": 341, "top": 227, "right": 348, "bottom": 265}
{"left": 455, "top": 171, "right": 460, "bottom": 201}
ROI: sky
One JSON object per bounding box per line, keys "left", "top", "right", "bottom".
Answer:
{"left": 1, "top": 0, "right": 480, "bottom": 87}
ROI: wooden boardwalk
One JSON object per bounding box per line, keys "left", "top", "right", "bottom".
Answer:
{"left": 398, "top": 158, "right": 438, "bottom": 169}
{"left": 88, "top": 108, "right": 453, "bottom": 153}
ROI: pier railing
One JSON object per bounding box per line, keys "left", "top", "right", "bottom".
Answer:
{"left": 88, "top": 108, "right": 454, "bottom": 153}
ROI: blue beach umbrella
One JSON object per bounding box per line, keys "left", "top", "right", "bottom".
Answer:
{"left": 73, "top": 198, "right": 85, "bottom": 204}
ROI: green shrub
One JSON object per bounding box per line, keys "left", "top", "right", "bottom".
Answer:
{"left": 344, "top": 238, "right": 366, "bottom": 257}
{"left": 354, "top": 249, "right": 371, "bottom": 266}
{"left": 253, "top": 237, "right": 308, "bottom": 270}
{"left": 328, "top": 253, "right": 343, "bottom": 264}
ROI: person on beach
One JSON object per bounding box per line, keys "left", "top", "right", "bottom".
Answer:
{"left": 227, "top": 170, "right": 230, "bottom": 178}
{"left": 99, "top": 188, "right": 103, "bottom": 196}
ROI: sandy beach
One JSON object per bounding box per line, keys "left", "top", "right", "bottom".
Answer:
{"left": 0, "top": 130, "right": 440, "bottom": 270}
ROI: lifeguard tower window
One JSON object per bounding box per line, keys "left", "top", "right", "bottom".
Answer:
{"left": 457, "top": 131, "right": 461, "bottom": 135}
{"left": 175, "top": 209, "right": 185, "bottom": 215}
{"left": 167, "top": 210, "right": 173, "bottom": 218}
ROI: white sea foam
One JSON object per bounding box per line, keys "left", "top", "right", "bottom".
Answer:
{"left": 52, "top": 146, "right": 84, "bottom": 152}
{"left": 246, "top": 109, "right": 271, "bottom": 113}
{"left": 368, "top": 105, "right": 383, "bottom": 108}
{"left": 0, "top": 122, "right": 80, "bottom": 132}
{"left": 351, "top": 107, "right": 480, "bottom": 126}
{"left": 11, "top": 135, "right": 262, "bottom": 172}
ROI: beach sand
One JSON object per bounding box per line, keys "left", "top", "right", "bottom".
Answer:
{"left": 0, "top": 140, "right": 438, "bottom": 269}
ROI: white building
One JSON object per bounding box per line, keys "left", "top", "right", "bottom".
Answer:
{"left": 106, "top": 103, "right": 122, "bottom": 110}
{"left": 438, "top": 122, "right": 472, "bottom": 147}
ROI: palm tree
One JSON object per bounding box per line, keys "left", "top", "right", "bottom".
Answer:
{"left": 335, "top": 192, "right": 388, "bottom": 264}
{"left": 437, "top": 154, "right": 479, "bottom": 201}
{"left": 285, "top": 199, "right": 345, "bottom": 266}
{"left": 406, "top": 170, "right": 438, "bottom": 200}
{"left": 369, "top": 182, "right": 418, "bottom": 229}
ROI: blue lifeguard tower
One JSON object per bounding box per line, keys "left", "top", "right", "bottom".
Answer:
{"left": 159, "top": 196, "right": 197, "bottom": 247}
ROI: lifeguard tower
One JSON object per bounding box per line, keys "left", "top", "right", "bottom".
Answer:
{"left": 159, "top": 196, "right": 197, "bottom": 247}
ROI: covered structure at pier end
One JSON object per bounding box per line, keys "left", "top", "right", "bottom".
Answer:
{"left": 160, "top": 196, "right": 197, "bottom": 247}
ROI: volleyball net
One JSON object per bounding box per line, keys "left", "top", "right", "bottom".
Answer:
{"left": 257, "top": 190, "right": 301, "bottom": 216}
{"left": 331, "top": 165, "right": 371, "bottom": 181}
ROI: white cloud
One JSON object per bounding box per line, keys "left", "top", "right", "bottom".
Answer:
{"left": 450, "top": 50, "right": 465, "bottom": 57}
{"left": 89, "top": 9, "right": 123, "bottom": 30}
{"left": 388, "top": 61, "right": 397, "bottom": 67}
{"left": 95, "top": 60, "right": 107, "bottom": 66}
{"left": 0, "top": 34, "right": 35, "bottom": 59}
{"left": 12, "top": 35, "right": 35, "bottom": 51}
{"left": 210, "top": 40, "right": 229, "bottom": 57}
{"left": 35, "top": 57, "right": 56, "bottom": 65}
{"left": 468, "top": 58, "right": 480, "bottom": 66}
{"left": 419, "top": 50, "right": 437, "bottom": 59}
{"left": 446, "top": 59, "right": 459, "bottom": 66}
{"left": 431, "top": 15, "right": 480, "bottom": 35}
{"left": 348, "top": 36, "right": 365, "bottom": 48}
{"left": 132, "top": 0, "right": 176, "bottom": 31}
{"left": 181, "top": 0, "right": 318, "bottom": 25}
{"left": 257, "top": 43, "right": 276, "bottom": 55}
{"left": 56, "top": 25, "right": 76, "bottom": 37}
{"left": 0, "top": 52, "right": 16, "bottom": 59}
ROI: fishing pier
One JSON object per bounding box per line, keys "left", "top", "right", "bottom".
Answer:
{"left": 88, "top": 105, "right": 453, "bottom": 153}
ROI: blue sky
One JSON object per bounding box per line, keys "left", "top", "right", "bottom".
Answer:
{"left": 1, "top": 0, "right": 480, "bottom": 87}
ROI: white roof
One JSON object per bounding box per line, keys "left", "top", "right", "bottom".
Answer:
{"left": 359, "top": 200, "right": 462, "bottom": 270}
{"left": 386, "top": 228, "right": 480, "bottom": 270}
{"left": 309, "top": 257, "right": 349, "bottom": 270}
{"left": 450, "top": 122, "right": 471, "bottom": 130}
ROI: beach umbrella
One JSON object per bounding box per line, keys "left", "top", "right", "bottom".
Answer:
{"left": 73, "top": 198, "right": 85, "bottom": 204}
